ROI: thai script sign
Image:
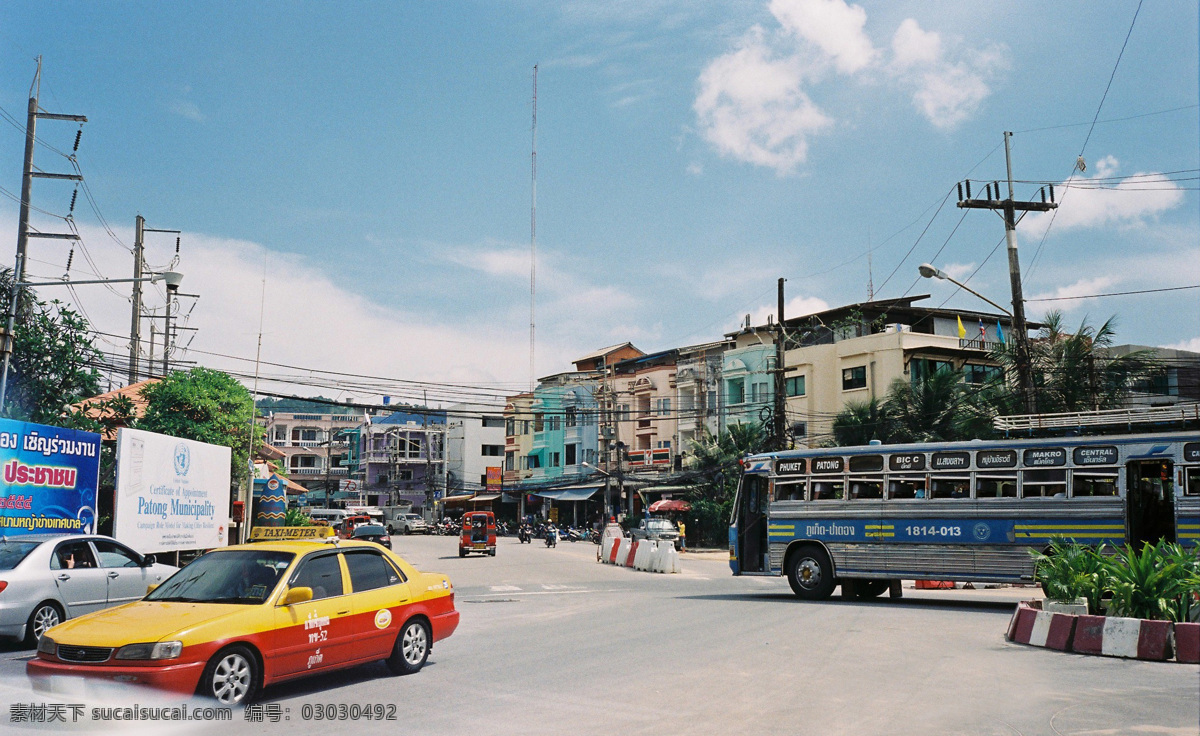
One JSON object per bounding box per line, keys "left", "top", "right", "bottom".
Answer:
{"left": 775, "top": 459, "right": 807, "bottom": 476}
{"left": 114, "top": 428, "right": 231, "bottom": 553}
{"left": 888, "top": 453, "right": 926, "bottom": 471}
{"left": 1073, "top": 446, "right": 1118, "bottom": 466}
{"left": 1185, "top": 443, "right": 1200, "bottom": 463}
{"left": 977, "top": 450, "right": 1017, "bottom": 469}
{"left": 1024, "top": 447, "right": 1067, "bottom": 467}
{"left": 931, "top": 451, "right": 970, "bottom": 470}
{"left": 0, "top": 419, "right": 100, "bottom": 534}
{"left": 811, "top": 457, "right": 844, "bottom": 474}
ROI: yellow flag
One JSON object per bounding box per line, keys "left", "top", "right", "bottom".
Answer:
{"left": 957, "top": 315, "right": 966, "bottom": 339}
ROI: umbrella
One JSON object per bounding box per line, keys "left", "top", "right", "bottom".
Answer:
{"left": 648, "top": 499, "right": 690, "bottom": 513}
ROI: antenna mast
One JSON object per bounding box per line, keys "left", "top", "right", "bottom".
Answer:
{"left": 867, "top": 226, "right": 874, "bottom": 301}
{"left": 529, "top": 64, "right": 537, "bottom": 392}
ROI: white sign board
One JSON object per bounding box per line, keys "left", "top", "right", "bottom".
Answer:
{"left": 114, "top": 428, "right": 232, "bottom": 553}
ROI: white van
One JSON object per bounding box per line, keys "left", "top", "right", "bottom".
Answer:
{"left": 306, "top": 508, "right": 349, "bottom": 526}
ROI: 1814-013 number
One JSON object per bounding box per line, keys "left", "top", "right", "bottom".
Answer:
{"left": 904, "top": 525, "right": 962, "bottom": 537}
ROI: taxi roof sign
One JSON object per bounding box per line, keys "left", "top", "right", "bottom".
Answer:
{"left": 249, "top": 526, "right": 335, "bottom": 542}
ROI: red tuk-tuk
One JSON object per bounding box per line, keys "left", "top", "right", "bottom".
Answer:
{"left": 459, "top": 511, "right": 496, "bottom": 557}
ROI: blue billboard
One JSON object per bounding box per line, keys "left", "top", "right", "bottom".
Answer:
{"left": 0, "top": 418, "right": 101, "bottom": 534}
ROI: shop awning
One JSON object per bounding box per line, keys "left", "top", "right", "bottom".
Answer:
{"left": 471, "top": 494, "right": 501, "bottom": 502}
{"left": 531, "top": 485, "right": 602, "bottom": 502}
{"left": 442, "top": 494, "right": 476, "bottom": 505}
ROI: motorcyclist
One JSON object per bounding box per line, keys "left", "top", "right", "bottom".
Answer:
{"left": 545, "top": 523, "right": 557, "bottom": 547}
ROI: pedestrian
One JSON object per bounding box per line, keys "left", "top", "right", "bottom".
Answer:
{"left": 677, "top": 518, "right": 686, "bottom": 552}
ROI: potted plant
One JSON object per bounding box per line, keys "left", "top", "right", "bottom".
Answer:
{"left": 1030, "top": 537, "right": 1100, "bottom": 615}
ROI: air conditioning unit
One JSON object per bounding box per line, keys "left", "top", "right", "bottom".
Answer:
{"left": 883, "top": 323, "right": 910, "bottom": 334}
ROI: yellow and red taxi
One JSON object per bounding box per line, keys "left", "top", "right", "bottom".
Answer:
{"left": 27, "top": 527, "right": 458, "bottom": 705}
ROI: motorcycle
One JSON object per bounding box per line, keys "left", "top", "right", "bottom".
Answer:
{"left": 518, "top": 524, "right": 531, "bottom": 544}
{"left": 544, "top": 526, "right": 557, "bottom": 548}
{"left": 566, "top": 527, "right": 583, "bottom": 543}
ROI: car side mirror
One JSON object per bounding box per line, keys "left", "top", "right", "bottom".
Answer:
{"left": 281, "top": 587, "right": 313, "bottom": 606}
{"left": 141, "top": 554, "right": 156, "bottom": 567}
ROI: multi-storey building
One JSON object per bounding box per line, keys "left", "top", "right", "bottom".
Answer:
{"left": 261, "top": 410, "right": 363, "bottom": 498}
{"left": 611, "top": 350, "right": 680, "bottom": 473}
{"left": 525, "top": 373, "right": 601, "bottom": 485}
{"left": 503, "top": 392, "right": 535, "bottom": 488}
{"left": 673, "top": 341, "right": 727, "bottom": 456}
{"left": 356, "top": 410, "right": 447, "bottom": 514}
{"left": 445, "top": 403, "right": 507, "bottom": 495}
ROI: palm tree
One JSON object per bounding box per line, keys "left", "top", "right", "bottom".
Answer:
{"left": 832, "top": 397, "right": 893, "bottom": 446}
{"left": 685, "top": 421, "right": 770, "bottom": 546}
{"left": 885, "top": 369, "right": 967, "bottom": 443}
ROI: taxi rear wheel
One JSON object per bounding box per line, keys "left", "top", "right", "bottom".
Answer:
{"left": 386, "top": 618, "right": 430, "bottom": 675}
{"left": 201, "top": 645, "right": 261, "bottom": 706}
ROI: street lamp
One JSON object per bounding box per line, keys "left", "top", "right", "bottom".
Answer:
{"left": 919, "top": 261, "right": 1034, "bottom": 412}
{"left": 0, "top": 269, "right": 184, "bottom": 411}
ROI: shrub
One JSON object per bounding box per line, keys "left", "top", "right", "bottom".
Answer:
{"left": 1031, "top": 537, "right": 1108, "bottom": 610}
{"left": 1104, "top": 541, "right": 1200, "bottom": 622}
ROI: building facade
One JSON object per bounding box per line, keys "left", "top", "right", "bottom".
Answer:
{"left": 261, "top": 411, "right": 363, "bottom": 497}
{"left": 445, "top": 403, "right": 507, "bottom": 495}
{"left": 356, "top": 410, "right": 447, "bottom": 513}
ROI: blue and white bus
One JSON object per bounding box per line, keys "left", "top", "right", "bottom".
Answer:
{"left": 729, "top": 431, "right": 1200, "bottom": 599}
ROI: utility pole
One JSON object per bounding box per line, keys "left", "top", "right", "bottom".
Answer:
{"left": 956, "top": 131, "right": 1057, "bottom": 414}
{"left": 129, "top": 216, "right": 144, "bottom": 383}
{"left": 1, "top": 59, "right": 86, "bottom": 412}
{"left": 773, "top": 278, "right": 787, "bottom": 450}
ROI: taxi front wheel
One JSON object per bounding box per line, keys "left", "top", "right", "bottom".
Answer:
{"left": 385, "top": 619, "right": 429, "bottom": 675}
{"left": 201, "top": 645, "right": 261, "bottom": 705}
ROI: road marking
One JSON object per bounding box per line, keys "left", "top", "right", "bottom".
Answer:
{"left": 490, "top": 585, "right": 522, "bottom": 592}
{"left": 466, "top": 588, "right": 622, "bottom": 599}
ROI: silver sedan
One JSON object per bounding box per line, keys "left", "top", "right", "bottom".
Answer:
{"left": 0, "top": 534, "right": 178, "bottom": 646}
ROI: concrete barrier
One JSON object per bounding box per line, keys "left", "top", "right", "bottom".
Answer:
{"left": 1175, "top": 622, "right": 1200, "bottom": 664}
{"left": 617, "top": 538, "right": 632, "bottom": 566}
{"left": 1072, "top": 615, "right": 1174, "bottom": 661}
{"left": 632, "top": 540, "right": 654, "bottom": 570}
{"left": 624, "top": 540, "right": 639, "bottom": 567}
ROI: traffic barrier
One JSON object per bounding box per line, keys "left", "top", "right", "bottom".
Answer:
{"left": 1072, "top": 615, "right": 1173, "bottom": 661}
{"left": 624, "top": 540, "right": 639, "bottom": 568}
{"left": 632, "top": 540, "right": 653, "bottom": 570}
{"left": 616, "top": 538, "right": 632, "bottom": 566}
{"left": 1175, "top": 622, "right": 1199, "bottom": 664}
{"left": 656, "top": 542, "right": 680, "bottom": 573}
{"left": 915, "top": 580, "right": 955, "bottom": 589}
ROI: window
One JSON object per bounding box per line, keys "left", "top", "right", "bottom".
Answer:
{"left": 505, "top": 418, "right": 515, "bottom": 435}
{"left": 977, "top": 475, "right": 1017, "bottom": 499}
{"left": 774, "top": 481, "right": 806, "bottom": 502}
{"left": 585, "top": 449, "right": 596, "bottom": 465}
{"left": 547, "top": 415, "right": 561, "bottom": 432}
{"left": 505, "top": 452, "right": 515, "bottom": 471}
{"left": 481, "top": 444, "right": 504, "bottom": 457}
{"left": 565, "top": 407, "right": 577, "bottom": 427}
{"left": 376, "top": 474, "right": 389, "bottom": 485}
{"left": 291, "top": 455, "right": 318, "bottom": 469}
{"left": 51, "top": 541, "right": 98, "bottom": 570}
{"left": 910, "top": 359, "right": 953, "bottom": 384}
{"left": 521, "top": 420, "right": 531, "bottom": 435}
{"left": 482, "top": 417, "right": 506, "bottom": 428}
{"left": 811, "top": 480, "right": 844, "bottom": 500}
{"left": 406, "top": 438, "right": 421, "bottom": 458}
{"left": 1073, "top": 473, "right": 1118, "bottom": 497}
{"left": 528, "top": 454, "right": 541, "bottom": 469}
{"left": 888, "top": 477, "right": 926, "bottom": 500}
{"left": 344, "top": 551, "right": 402, "bottom": 592}
{"left": 396, "top": 469, "right": 413, "bottom": 481}
{"left": 785, "top": 375, "right": 806, "bottom": 397}
{"left": 849, "top": 480, "right": 883, "bottom": 499}
{"left": 565, "top": 444, "right": 577, "bottom": 466}
{"left": 1022, "top": 469, "right": 1067, "bottom": 498}
{"left": 534, "top": 414, "right": 545, "bottom": 433}
{"left": 1186, "top": 467, "right": 1200, "bottom": 496}
{"left": 655, "top": 440, "right": 671, "bottom": 450}
{"left": 273, "top": 425, "right": 288, "bottom": 441}
{"left": 707, "top": 390, "right": 717, "bottom": 414}
{"left": 931, "top": 477, "right": 970, "bottom": 499}
{"left": 791, "top": 422, "right": 807, "bottom": 438}
{"left": 964, "top": 364, "right": 1001, "bottom": 385}
{"left": 751, "top": 382, "right": 769, "bottom": 403}
{"left": 92, "top": 540, "right": 140, "bottom": 568}
{"left": 291, "top": 553, "right": 344, "bottom": 600}
{"left": 551, "top": 452, "right": 561, "bottom": 468}
{"left": 727, "top": 378, "right": 745, "bottom": 405}
{"left": 842, "top": 366, "right": 867, "bottom": 391}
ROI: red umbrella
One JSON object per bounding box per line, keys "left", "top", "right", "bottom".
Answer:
{"left": 648, "top": 499, "right": 691, "bottom": 513}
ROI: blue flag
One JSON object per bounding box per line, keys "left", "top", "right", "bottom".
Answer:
{"left": 996, "top": 321, "right": 1006, "bottom": 345}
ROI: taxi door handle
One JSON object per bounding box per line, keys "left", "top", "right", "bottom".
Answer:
{"left": 337, "top": 609, "right": 350, "bottom": 616}
{"left": 56, "top": 574, "right": 70, "bottom": 581}
{"left": 107, "top": 572, "right": 120, "bottom": 579}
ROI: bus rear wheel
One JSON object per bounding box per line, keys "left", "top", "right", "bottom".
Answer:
{"left": 787, "top": 546, "right": 836, "bottom": 600}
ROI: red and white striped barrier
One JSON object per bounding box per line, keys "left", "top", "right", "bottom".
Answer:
{"left": 1007, "top": 602, "right": 1075, "bottom": 651}
{"left": 1175, "top": 622, "right": 1200, "bottom": 664}
{"left": 1072, "top": 615, "right": 1173, "bottom": 661}
{"left": 598, "top": 535, "right": 680, "bottom": 573}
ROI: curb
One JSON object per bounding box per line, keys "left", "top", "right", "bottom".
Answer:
{"left": 1006, "top": 601, "right": 1181, "bottom": 662}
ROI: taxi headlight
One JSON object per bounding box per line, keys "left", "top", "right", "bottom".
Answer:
{"left": 36, "top": 635, "right": 56, "bottom": 656}
{"left": 114, "top": 641, "right": 183, "bottom": 660}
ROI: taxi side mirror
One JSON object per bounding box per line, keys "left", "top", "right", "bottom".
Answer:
{"left": 282, "top": 587, "right": 313, "bottom": 606}
{"left": 146, "top": 583, "right": 159, "bottom": 595}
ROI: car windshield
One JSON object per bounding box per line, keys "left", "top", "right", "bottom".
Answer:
{"left": 646, "top": 520, "right": 674, "bottom": 531}
{"left": 354, "top": 525, "right": 386, "bottom": 536}
{"left": 146, "top": 550, "right": 294, "bottom": 604}
{"left": 0, "top": 541, "right": 41, "bottom": 570}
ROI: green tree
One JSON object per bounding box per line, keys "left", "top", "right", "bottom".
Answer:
{"left": 138, "top": 367, "right": 263, "bottom": 487}
{"left": 832, "top": 397, "right": 893, "bottom": 446}
{"left": 885, "top": 369, "right": 966, "bottom": 443}
{"left": 0, "top": 267, "right": 101, "bottom": 424}
{"left": 685, "top": 421, "right": 770, "bottom": 546}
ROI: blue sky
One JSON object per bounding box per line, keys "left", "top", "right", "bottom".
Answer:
{"left": 1, "top": 1, "right": 1196, "bottom": 401}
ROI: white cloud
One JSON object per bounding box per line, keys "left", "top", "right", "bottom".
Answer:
{"left": 1020, "top": 157, "right": 1186, "bottom": 233}
{"left": 169, "top": 100, "right": 204, "bottom": 122}
{"left": 694, "top": 3, "right": 1005, "bottom": 171}
{"left": 745, "top": 294, "right": 829, "bottom": 328}
{"left": 942, "top": 262, "right": 976, "bottom": 281}
{"left": 1028, "top": 275, "right": 1118, "bottom": 309}
{"left": 1167, "top": 337, "right": 1200, "bottom": 353}
{"left": 694, "top": 27, "right": 832, "bottom": 174}
{"left": 889, "top": 19, "right": 1006, "bottom": 129}
{"left": 770, "top": 0, "right": 876, "bottom": 74}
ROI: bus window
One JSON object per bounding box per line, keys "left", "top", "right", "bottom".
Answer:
{"left": 977, "top": 475, "right": 1017, "bottom": 499}
{"left": 1023, "top": 469, "right": 1067, "bottom": 498}
{"left": 774, "top": 481, "right": 806, "bottom": 502}
{"left": 888, "top": 476, "right": 926, "bottom": 499}
{"left": 1073, "top": 473, "right": 1118, "bottom": 497}
{"left": 811, "top": 480, "right": 844, "bottom": 500}
{"left": 931, "top": 477, "right": 970, "bottom": 499}
{"left": 1184, "top": 467, "right": 1200, "bottom": 496}
{"left": 849, "top": 479, "right": 883, "bottom": 499}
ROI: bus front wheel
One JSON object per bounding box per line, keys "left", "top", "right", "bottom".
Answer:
{"left": 787, "top": 546, "right": 836, "bottom": 600}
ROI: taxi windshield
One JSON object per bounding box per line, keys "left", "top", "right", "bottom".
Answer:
{"left": 146, "top": 550, "right": 294, "bottom": 605}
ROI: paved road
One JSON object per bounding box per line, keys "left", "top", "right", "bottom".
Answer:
{"left": 1, "top": 534, "right": 1196, "bottom": 735}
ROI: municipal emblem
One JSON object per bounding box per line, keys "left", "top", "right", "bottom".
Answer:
{"left": 374, "top": 609, "right": 392, "bottom": 629}
{"left": 972, "top": 522, "right": 991, "bottom": 541}
{"left": 173, "top": 443, "right": 191, "bottom": 476}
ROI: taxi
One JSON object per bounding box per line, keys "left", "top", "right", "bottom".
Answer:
{"left": 27, "top": 527, "right": 459, "bottom": 705}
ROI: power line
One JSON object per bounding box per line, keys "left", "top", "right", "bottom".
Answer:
{"left": 1026, "top": 284, "right": 1200, "bottom": 302}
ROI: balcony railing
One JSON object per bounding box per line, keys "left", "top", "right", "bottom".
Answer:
{"left": 290, "top": 467, "right": 322, "bottom": 475}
